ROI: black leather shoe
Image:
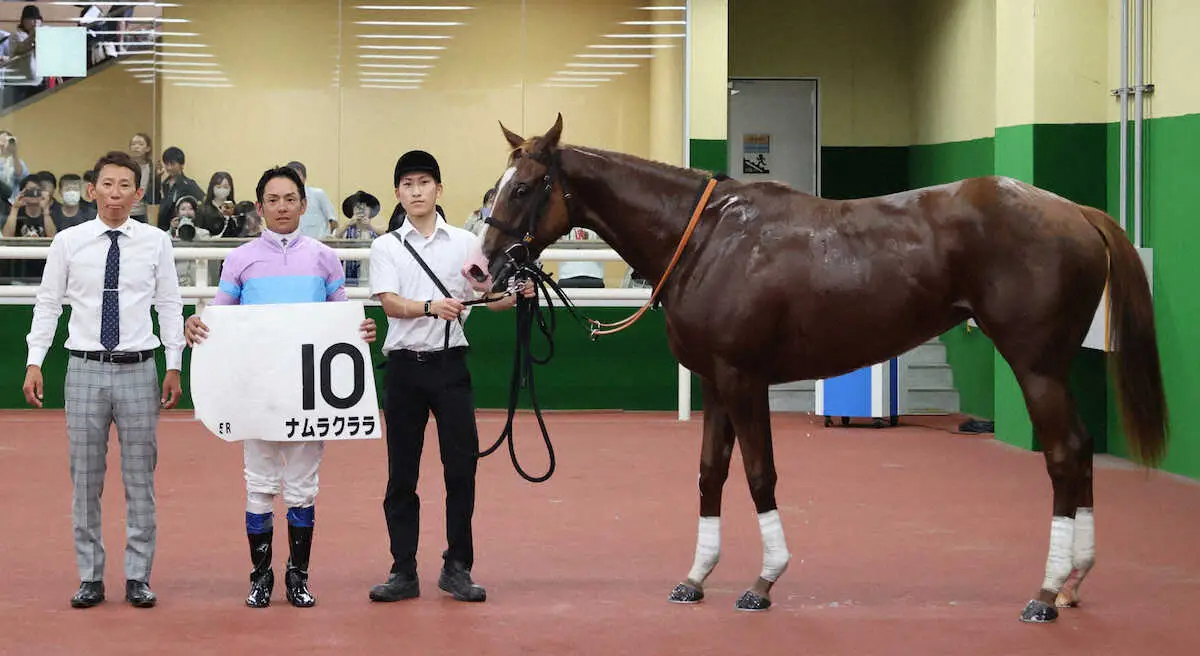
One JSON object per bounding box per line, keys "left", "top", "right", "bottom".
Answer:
{"left": 70, "top": 581, "right": 105, "bottom": 608}
{"left": 438, "top": 561, "right": 486, "bottom": 602}
{"left": 369, "top": 573, "right": 419, "bottom": 602}
{"left": 125, "top": 580, "right": 157, "bottom": 608}
{"left": 246, "top": 568, "right": 274, "bottom": 608}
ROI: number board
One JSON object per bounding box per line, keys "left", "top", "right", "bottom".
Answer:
{"left": 190, "top": 301, "right": 381, "bottom": 442}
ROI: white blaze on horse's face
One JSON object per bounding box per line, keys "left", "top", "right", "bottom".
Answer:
{"left": 495, "top": 166, "right": 517, "bottom": 208}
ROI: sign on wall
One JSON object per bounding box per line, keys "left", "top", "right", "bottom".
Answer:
{"left": 190, "top": 302, "right": 380, "bottom": 442}
{"left": 742, "top": 133, "right": 771, "bottom": 174}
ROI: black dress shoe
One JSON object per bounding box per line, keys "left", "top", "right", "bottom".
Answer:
{"left": 369, "top": 573, "right": 419, "bottom": 602}
{"left": 438, "top": 561, "right": 486, "bottom": 602}
{"left": 125, "top": 580, "right": 157, "bottom": 608}
{"left": 71, "top": 581, "right": 105, "bottom": 609}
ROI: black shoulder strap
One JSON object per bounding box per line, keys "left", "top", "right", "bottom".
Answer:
{"left": 392, "top": 230, "right": 457, "bottom": 352}
{"left": 393, "top": 230, "right": 453, "bottom": 299}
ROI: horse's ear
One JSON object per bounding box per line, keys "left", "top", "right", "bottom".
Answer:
{"left": 542, "top": 113, "right": 564, "bottom": 150}
{"left": 499, "top": 121, "right": 524, "bottom": 150}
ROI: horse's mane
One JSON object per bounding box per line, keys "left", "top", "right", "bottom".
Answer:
{"left": 564, "top": 145, "right": 711, "bottom": 184}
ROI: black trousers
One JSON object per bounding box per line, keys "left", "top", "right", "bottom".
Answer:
{"left": 382, "top": 349, "right": 479, "bottom": 577}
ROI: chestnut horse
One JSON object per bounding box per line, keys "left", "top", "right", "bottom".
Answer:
{"left": 474, "top": 114, "right": 1167, "bottom": 622}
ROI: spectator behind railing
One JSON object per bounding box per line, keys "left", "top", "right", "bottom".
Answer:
{"left": 286, "top": 160, "right": 337, "bottom": 239}
{"left": 8, "top": 4, "right": 43, "bottom": 105}
{"left": 157, "top": 146, "right": 204, "bottom": 231}
{"left": 2, "top": 174, "right": 54, "bottom": 282}
{"left": 0, "top": 130, "right": 29, "bottom": 211}
{"left": 35, "top": 169, "right": 59, "bottom": 214}
{"left": 81, "top": 168, "right": 97, "bottom": 213}
{"left": 128, "top": 132, "right": 157, "bottom": 223}
{"left": 197, "top": 171, "right": 239, "bottom": 237}
{"left": 52, "top": 173, "right": 95, "bottom": 230}
{"left": 335, "top": 190, "right": 382, "bottom": 287}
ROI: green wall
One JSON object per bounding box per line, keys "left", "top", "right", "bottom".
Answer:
{"left": 0, "top": 305, "right": 701, "bottom": 413}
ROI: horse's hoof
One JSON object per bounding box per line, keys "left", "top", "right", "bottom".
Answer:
{"left": 1019, "top": 599, "right": 1058, "bottom": 623}
{"left": 1055, "top": 587, "right": 1080, "bottom": 608}
{"left": 668, "top": 583, "right": 704, "bottom": 604}
{"left": 734, "top": 590, "right": 771, "bottom": 612}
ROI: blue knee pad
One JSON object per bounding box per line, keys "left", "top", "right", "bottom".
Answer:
{"left": 246, "top": 511, "right": 274, "bottom": 535}
{"left": 286, "top": 505, "right": 315, "bottom": 528}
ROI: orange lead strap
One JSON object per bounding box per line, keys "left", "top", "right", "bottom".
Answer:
{"left": 590, "top": 177, "right": 718, "bottom": 338}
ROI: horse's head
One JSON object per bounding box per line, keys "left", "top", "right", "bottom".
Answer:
{"left": 469, "top": 113, "right": 573, "bottom": 293}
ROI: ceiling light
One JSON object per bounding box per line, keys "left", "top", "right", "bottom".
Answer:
{"left": 157, "top": 43, "right": 210, "bottom": 48}
{"left": 359, "top": 63, "right": 434, "bottom": 68}
{"left": 604, "top": 33, "right": 685, "bottom": 38}
{"left": 542, "top": 83, "right": 599, "bottom": 88}
{"left": 358, "top": 44, "right": 446, "bottom": 50}
{"left": 556, "top": 70, "right": 624, "bottom": 76}
{"left": 359, "top": 54, "right": 440, "bottom": 60}
{"left": 357, "top": 34, "right": 452, "bottom": 39}
{"left": 356, "top": 4, "right": 472, "bottom": 9}
{"left": 360, "top": 84, "right": 422, "bottom": 90}
{"left": 621, "top": 20, "right": 686, "bottom": 25}
{"left": 637, "top": 5, "right": 686, "bottom": 9}
{"left": 547, "top": 77, "right": 611, "bottom": 83}
{"left": 355, "top": 71, "right": 427, "bottom": 76}
{"left": 587, "top": 44, "right": 673, "bottom": 49}
{"left": 354, "top": 21, "right": 464, "bottom": 26}
{"left": 575, "top": 53, "right": 656, "bottom": 59}
{"left": 566, "top": 62, "right": 639, "bottom": 68}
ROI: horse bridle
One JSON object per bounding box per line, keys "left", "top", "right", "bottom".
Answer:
{"left": 483, "top": 152, "right": 576, "bottom": 272}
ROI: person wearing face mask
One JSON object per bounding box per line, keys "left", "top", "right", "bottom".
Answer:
{"left": 196, "top": 171, "right": 239, "bottom": 237}
{"left": 52, "top": 174, "right": 97, "bottom": 231}
{"left": 184, "top": 166, "right": 377, "bottom": 609}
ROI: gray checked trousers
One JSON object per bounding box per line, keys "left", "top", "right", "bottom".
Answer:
{"left": 64, "top": 356, "right": 160, "bottom": 583}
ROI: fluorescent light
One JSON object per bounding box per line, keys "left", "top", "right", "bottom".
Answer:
{"left": 637, "top": 5, "right": 686, "bottom": 9}
{"left": 76, "top": 17, "right": 190, "bottom": 23}
{"left": 357, "top": 34, "right": 452, "bottom": 39}
{"left": 355, "top": 71, "right": 427, "bottom": 76}
{"left": 157, "top": 43, "right": 210, "bottom": 48}
{"left": 586, "top": 44, "right": 673, "bottom": 49}
{"left": 163, "top": 76, "right": 229, "bottom": 82}
{"left": 575, "top": 53, "right": 656, "bottom": 59}
{"left": 172, "top": 82, "right": 235, "bottom": 88}
{"left": 547, "top": 77, "right": 611, "bottom": 83}
{"left": 566, "top": 62, "right": 639, "bottom": 68}
{"left": 359, "top": 54, "right": 441, "bottom": 59}
{"left": 152, "top": 52, "right": 216, "bottom": 58}
{"left": 542, "top": 83, "right": 598, "bottom": 88}
{"left": 359, "top": 63, "right": 434, "bottom": 68}
{"left": 360, "top": 84, "right": 422, "bottom": 90}
{"left": 556, "top": 70, "right": 624, "bottom": 76}
{"left": 356, "top": 4, "right": 472, "bottom": 9}
{"left": 354, "top": 20, "right": 464, "bottom": 26}
{"left": 358, "top": 44, "right": 446, "bottom": 50}
{"left": 604, "top": 33, "right": 685, "bottom": 38}
{"left": 621, "top": 20, "right": 686, "bottom": 25}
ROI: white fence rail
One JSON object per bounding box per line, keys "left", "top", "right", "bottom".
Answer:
{"left": 1, "top": 243, "right": 694, "bottom": 420}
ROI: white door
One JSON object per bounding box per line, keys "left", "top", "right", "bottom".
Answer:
{"left": 727, "top": 78, "right": 819, "bottom": 194}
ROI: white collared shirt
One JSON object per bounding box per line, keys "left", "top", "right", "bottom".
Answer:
{"left": 369, "top": 214, "right": 482, "bottom": 353}
{"left": 26, "top": 217, "right": 186, "bottom": 369}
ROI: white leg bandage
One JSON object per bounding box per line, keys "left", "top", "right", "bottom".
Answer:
{"left": 758, "top": 510, "right": 790, "bottom": 582}
{"left": 686, "top": 517, "right": 721, "bottom": 584}
{"left": 1072, "top": 508, "right": 1095, "bottom": 573}
{"left": 1041, "top": 515, "right": 1075, "bottom": 591}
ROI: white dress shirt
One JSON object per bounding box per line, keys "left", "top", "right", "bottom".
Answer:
{"left": 369, "top": 214, "right": 482, "bottom": 354}
{"left": 26, "top": 217, "right": 186, "bottom": 369}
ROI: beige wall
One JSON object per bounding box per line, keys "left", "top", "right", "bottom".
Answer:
{"left": 1108, "top": 0, "right": 1200, "bottom": 120}
{"left": 911, "top": 0, "right": 995, "bottom": 144}
{"left": 156, "top": 0, "right": 679, "bottom": 233}
{"left": 729, "top": 0, "right": 913, "bottom": 147}
{"left": 3, "top": 63, "right": 156, "bottom": 183}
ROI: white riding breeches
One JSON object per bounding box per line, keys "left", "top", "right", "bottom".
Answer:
{"left": 243, "top": 439, "right": 325, "bottom": 513}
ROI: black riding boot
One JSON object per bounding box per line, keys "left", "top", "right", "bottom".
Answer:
{"left": 246, "top": 530, "right": 274, "bottom": 608}
{"left": 285, "top": 524, "right": 316, "bottom": 608}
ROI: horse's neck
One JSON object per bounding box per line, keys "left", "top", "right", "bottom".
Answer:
{"left": 561, "top": 147, "right": 706, "bottom": 285}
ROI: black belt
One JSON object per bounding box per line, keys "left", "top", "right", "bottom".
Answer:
{"left": 69, "top": 350, "right": 155, "bottom": 364}
{"left": 389, "top": 346, "right": 468, "bottom": 363}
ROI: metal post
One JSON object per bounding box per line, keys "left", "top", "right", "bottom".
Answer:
{"left": 1133, "top": 0, "right": 1144, "bottom": 248}
{"left": 1119, "top": 0, "right": 1129, "bottom": 233}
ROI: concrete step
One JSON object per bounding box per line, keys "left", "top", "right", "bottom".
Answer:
{"left": 904, "top": 388, "right": 961, "bottom": 414}
{"left": 903, "top": 363, "right": 954, "bottom": 389}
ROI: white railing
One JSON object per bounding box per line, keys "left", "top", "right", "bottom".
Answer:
{"left": 1, "top": 242, "right": 694, "bottom": 420}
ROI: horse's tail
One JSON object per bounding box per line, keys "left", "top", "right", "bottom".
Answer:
{"left": 1082, "top": 207, "right": 1168, "bottom": 465}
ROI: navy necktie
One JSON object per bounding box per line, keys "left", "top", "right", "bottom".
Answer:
{"left": 100, "top": 230, "right": 121, "bottom": 351}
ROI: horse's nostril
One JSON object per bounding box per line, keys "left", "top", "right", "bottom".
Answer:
{"left": 468, "top": 264, "right": 488, "bottom": 283}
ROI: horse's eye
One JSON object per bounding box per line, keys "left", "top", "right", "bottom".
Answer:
{"left": 514, "top": 183, "right": 529, "bottom": 197}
